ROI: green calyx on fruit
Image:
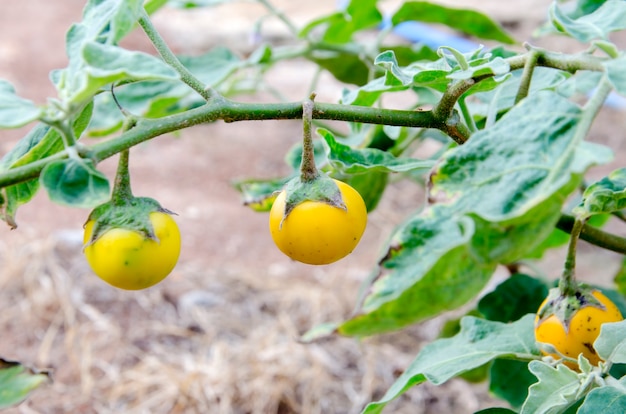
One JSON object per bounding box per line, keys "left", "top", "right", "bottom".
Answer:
{"left": 83, "top": 196, "right": 174, "bottom": 246}
{"left": 281, "top": 173, "right": 346, "bottom": 220}
{"left": 535, "top": 285, "right": 605, "bottom": 332}
{"left": 278, "top": 92, "right": 347, "bottom": 222}
{"left": 84, "top": 148, "right": 176, "bottom": 246}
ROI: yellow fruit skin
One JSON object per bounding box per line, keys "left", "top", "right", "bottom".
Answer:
{"left": 83, "top": 212, "right": 181, "bottom": 290}
{"left": 269, "top": 179, "right": 367, "bottom": 265}
{"left": 534, "top": 290, "right": 623, "bottom": 367}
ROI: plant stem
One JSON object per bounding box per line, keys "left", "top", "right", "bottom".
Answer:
{"left": 300, "top": 95, "right": 319, "bottom": 182}
{"left": 137, "top": 9, "right": 215, "bottom": 101}
{"left": 557, "top": 214, "right": 626, "bottom": 255}
{"left": 514, "top": 47, "right": 540, "bottom": 104}
{"left": 559, "top": 217, "right": 585, "bottom": 296}
{"left": 111, "top": 149, "right": 133, "bottom": 205}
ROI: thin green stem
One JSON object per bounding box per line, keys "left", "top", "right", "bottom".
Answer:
{"left": 300, "top": 95, "right": 319, "bottom": 182}
{"left": 557, "top": 214, "right": 626, "bottom": 255}
{"left": 559, "top": 217, "right": 585, "bottom": 296}
{"left": 514, "top": 47, "right": 540, "bottom": 104}
{"left": 457, "top": 96, "right": 477, "bottom": 133}
{"left": 111, "top": 149, "right": 133, "bottom": 205}
{"left": 137, "top": 9, "right": 214, "bottom": 101}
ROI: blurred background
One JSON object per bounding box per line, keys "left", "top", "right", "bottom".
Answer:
{"left": 1, "top": 0, "right": 625, "bottom": 412}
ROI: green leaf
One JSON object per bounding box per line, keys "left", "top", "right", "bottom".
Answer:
{"left": 299, "top": 0, "right": 382, "bottom": 44}
{"left": 0, "top": 358, "right": 49, "bottom": 409}
{"left": 361, "top": 315, "right": 538, "bottom": 414}
{"left": 343, "top": 171, "right": 388, "bottom": 213}
{"left": 604, "top": 55, "right": 626, "bottom": 97}
{"left": 0, "top": 103, "right": 93, "bottom": 227}
{"left": 310, "top": 53, "right": 370, "bottom": 86}
{"left": 478, "top": 274, "right": 549, "bottom": 323}
{"left": 232, "top": 177, "right": 290, "bottom": 212}
{"left": 319, "top": 129, "right": 434, "bottom": 174}
{"left": 59, "top": 41, "right": 179, "bottom": 106}
{"left": 391, "top": 1, "right": 516, "bottom": 44}
{"left": 489, "top": 359, "right": 536, "bottom": 409}
{"left": 40, "top": 158, "right": 110, "bottom": 208}
{"left": 80, "top": 0, "right": 144, "bottom": 45}
{"left": 577, "top": 379, "right": 626, "bottom": 414}
{"left": 575, "top": 167, "right": 626, "bottom": 216}
{"left": 550, "top": 0, "right": 626, "bottom": 42}
{"left": 179, "top": 47, "right": 241, "bottom": 87}
{"left": 474, "top": 409, "right": 517, "bottom": 414}
{"left": 0, "top": 80, "right": 41, "bottom": 128}
{"left": 594, "top": 320, "right": 626, "bottom": 364}
{"left": 337, "top": 92, "right": 611, "bottom": 337}
{"left": 519, "top": 361, "right": 582, "bottom": 414}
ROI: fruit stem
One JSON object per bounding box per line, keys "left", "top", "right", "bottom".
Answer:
{"left": 300, "top": 93, "right": 320, "bottom": 183}
{"left": 559, "top": 217, "right": 586, "bottom": 296}
{"left": 111, "top": 149, "right": 133, "bottom": 205}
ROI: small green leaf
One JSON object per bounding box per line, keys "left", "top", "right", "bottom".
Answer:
{"left": 474, "top": 409, "right": 517, "bottom": 414}
{"left": 299, "top": 0, "right": 382, "bottom": 44}
{"left": 478, "top": 274, "right": 549, "bottom": 323}
{"left": 232, "top": 177, "right": 290, "bottom": 212}
{"left": 604, "top": 55, "right": 626, "bottom": 96}
{"left": 520, "top": 360, "right": 581, "bottom": 414}
{"left": 577, "top": 379, "right": 626, "bottom": 414}
{"left": 550, "top": 0, "right": 626, "bottom": 42}
{"left": 391, "top": 1, "right": 516, "bottom": 44}
{"left": 319, "top": 129, "right": 434, "bottom": 174}
{"left": 80, "top": 0, "right": 144, "bottom": 45}
{"left": 594, "top": 320, "right": 626, "bottom": 364}
{"left": 60, "top": 42, "right": 179, "bottom": 105}
{"left": 361, "top": 315, "right": 538, "bottom": 414}
{"left": 40, "top": 158, "right": 110, "bottom": 208}
{"left": 575, "top": 167, "right": 626, "bottom": 216}
{"left": 0, "top": 358, "right": 49, "bottom": 409}
{"left": 310, "top": 53, "right": 370, "bottom": 86}
{"left": 0, "top": 80, "right": 41, "bottom": 128}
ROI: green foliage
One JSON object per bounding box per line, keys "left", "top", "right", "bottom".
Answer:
{"left": 362, "top": 315, "right": 539, "bottom": 414}
{"left": 2, "top": 0, "right": 626, "bottom": 412}
{"left": 0, "top": 359, "right": 49, "bottom": 409}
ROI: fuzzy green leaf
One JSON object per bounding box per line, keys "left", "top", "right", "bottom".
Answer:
{"left": 604, "top": 55, "right": 626, "bottom": 97}
{"left": 335, "top": 91, "right": 611, "bottom": 337}
{"left": 519, "top": 361, "right": 581, "bottom": 414}
{"left": 550, "top": 0, "right": 626, "bottom": 42}
{"left": 58, "top": 41, "right": 179, "bottom": 105}
{"left": 391, "top": 1, "right": 516, "bottom": 44}
{"left": 575, "top": 168, "right": 626, "bottom": 216}
{"left": 319, "top": 129, "right": 434, "bottom": 174}
{"left": 0, "top": 358, "right": 49, "bottom": 409}
{"left": 0, "top": 103, "right": 93, "bottom": 227}
{"left": 577, "top": 380, "right": 626, "bottom": 414}
{"left": 593, "top": 320, "right": 626, "bottom": 364}
{"left": 361, "top": 315, "right": 538, "bottom": 414}
{"left": 40, "top": 158, "right": 110, "bottom": 208}
{"left": 0, "top": 80, "right": 41, "bottom": 128}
